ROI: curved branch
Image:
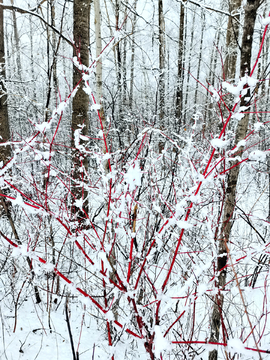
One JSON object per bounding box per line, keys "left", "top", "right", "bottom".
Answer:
{"left": 0, "top": 4, "right": 73, "bottom": 47}
{"left": 178, "top": 0, "right": 242, "bottom": 24}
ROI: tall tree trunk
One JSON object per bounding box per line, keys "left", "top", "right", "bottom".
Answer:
{"left": 29, "top": 16, "right": 38, "bottom": 118}
{"left": 194, "top": 9, "right": 205, "bottom": 105}
{"left": 129, "top": 0, "right": 138, "bottom": 110}
{"left": 224, "top": 0, "right": 242, "bottom": 81}
{"left": 158, "top": 0, "right": 165, "bottom": 153}
{"left": 72, "top": 0, "right": 91, "bottom": 222}
{"left": 94, "top": 0, "right": 108, "bottom": 172}
{"left": 175, "top": 2, "right": 185, "bottom": 123}
{"left": 0, "top": 0, "right": 10, "bottom": 165}
{"left": 183, "top": 9, "right": 195, "bottom": 124}
{"left": 115, "top": 0, "right": 122, "bottom": 124}
{"left": 0, "top": 4, "right": 41, "bottom": 304}
{"left": 204, "top": 30, "right": 220, "bottom": 125}
{"left": 210, "top": 31, "right": 221, "bottom": 88}
{"left": 209, "top": 2, "right": 261, "bottom": 360}
{"left": 50, "top": 0, "right": 58, "bottom": 105}
{"left": 122, "top": 5, "right": 128, "bottom": 111}
{"left": 94, "top": 0, "right": 103, "bottom": 114}
{"left": 10, "top": 0, "right": 22, "bottom": 82}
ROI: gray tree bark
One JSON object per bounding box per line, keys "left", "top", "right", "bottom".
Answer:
{"left": 50, "top": 0, "right": 58, "bottom": 105}
{"left": 0, "top": 4, "right": 41, "bottom": 304}
{"left": 183, "top": 9, "right": 195, "bottom": 124}
{"left": 94, "top": 0, "right": 109, "bottom": 172}
{"left": 71, "top": 0, "right": 91, "bottom": 222}
{"left": 94, "top": 0, "right": 103, "bottom": 117}
{"left": 0, "top": 0, "right": 10, "bottom": 165}
{"left": 115, "top": 0, "right": 122, "bottom": 123}
{"left": 129, "top": 0, "right": 138, "bottom": 110}
{"left": 10, "top": 0, "right": 22, "bottom": 82}
{"left": 194, "top": 9, "right": 205, "bottom": 105}
{"left": 158, "top": 0, "right": 165, "bottom": 153}
{"left": 224, "top": 0, "right": 242, "bottom": 81}
{"left": 209, "top": 2, "right": 262, "bottom": 360}
{"left": 175, "top": 2, "right": 185, "bottom": 122}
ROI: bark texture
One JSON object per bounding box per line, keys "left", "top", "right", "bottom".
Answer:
{"left": 94, "top": 0, "right": 104, "bottom": 129}
{"left": 71, "top": 0, "right": 91, "bottom": 221}
{"left": 209, "top": 1, "right": 261, "bottom": 360}
{"left": 224, "top": 0, "right": 242, "bottom": 80}
{"left": 158, "top": 0, "right": 165, "bottom": 152}
{"left": 72, "top": 0, "right": 91, "bottom": 139}
{"left": 115, "top": 0, "right": 122, "bottom": 122}
{"left": 0, "top": 0, "right": 10, "bottom": 165}
{"left": 194, "top": 10, "right": 205, "bottom": 104}
{"left": 175, "top": 2, "right": 184, "bottom": 121}
{"left": 0, "top": 4, "right": 41, "bottom": 303}
{"left": 129, "top": 0, "right": 138, "bottom": 110}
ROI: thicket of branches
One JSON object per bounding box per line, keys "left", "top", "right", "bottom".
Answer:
{"left": 1, "top": 1, "right": 270, "bottom": 359}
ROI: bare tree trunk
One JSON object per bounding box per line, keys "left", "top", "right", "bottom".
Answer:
{"left": 50, "top": 0, "right": 58, "bottom": 105}
{"left": 122, "top": 5, "right": 128, "bottom": 111}
{"left": 29, "top": 17, "right": 38, "bottom": 118}
{"left": 0, "top": 4, "right": 41, "bottom": 304}
{"left": 210, "top": 31, "right": 221, "bottom": 88}
{"left": 158, "top": 0, "right": 165, "bottom": 153}
{"left": 183, "top": 9, "right": 195, "bottom": 124}
{"left": 129, "top": 0, "right": 138, "bottom": 110}
{"left": 94, "top": 0, "right": 109, "bottom": 173}
{"left": 10, "top": 0, "right": 22, "bottom": 82}
{"left": 94, "top": 0, "right": 103, "bottom": 113}
{"left": 209, "top": 2, "right": 261, "bottom": 360}
{"left": 204, "top": 30, "right": 219, "bottom": 125}
{"left": 115, "top": 0, "right": 122, "bottom": 123}
{"left": 44, "top": 0, "right": 51, "bottom": 123}
{"left": 175, "top": 2, "right": 185, "bottom": 123}
{"left": 0, "top": 0, "right": 10, "bottom": 165}
{"left": 194, "top": 9, "right": 205, "bottom": 105}
{"left": 71, "top": 0, "right": 91, "bottom": 222}
{"left": 224, "top": 0, "right": 241, "bottom": 81}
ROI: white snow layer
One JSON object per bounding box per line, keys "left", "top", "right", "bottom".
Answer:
{"left": 249, "top": 150, "right": 266, "bottom": 162}
{"left": 222, "top": 76, "right": 257, "bottom": 98}
{"left": 227, "top": 338, "right": 249, "bottom": 356}
{"left": 211, "top": 138, "right": 230, "bottom": 149}
{"left": 261, "top": 16, "right": 270, "bottom": 27}
{"left": 124, "top": 162, "right": 142, "bottom": 190}
{"left": 154, "top": 326, "right": 171, "bottom": 357}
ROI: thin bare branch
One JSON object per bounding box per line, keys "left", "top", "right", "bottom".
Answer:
{"left": 178, "top": 0, "right": 242, "bottom": 23}
{"left": 0, "top": 4, "right": 73, "bottom": 47}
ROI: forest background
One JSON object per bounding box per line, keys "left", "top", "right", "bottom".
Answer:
{"left": 1, "top": 0, "right": 270, "bottom": 359}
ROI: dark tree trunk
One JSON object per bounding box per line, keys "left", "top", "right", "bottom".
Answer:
{"left": 209, "top": 2, "right": 262, "bottom": 360}
{"left": 158, "top": 0, "right": 165, "bottom": 153}
{"left": 224, "top": 0, "right": 242, "bottom": 80}
{"left": 71, "top": 0, "right": 91, "bottom": 222}
{"left": 175, "top": 2, "right": 185, "bottom": 123}
{"left": 0, "top": 0, "right": 10, "bottom": 164}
